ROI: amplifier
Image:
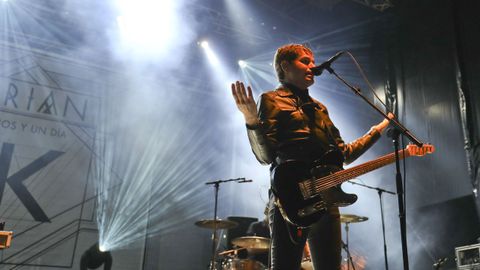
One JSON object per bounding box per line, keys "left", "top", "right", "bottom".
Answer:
{"left": 456, "top": 243, "right": 480, "bottom": 269}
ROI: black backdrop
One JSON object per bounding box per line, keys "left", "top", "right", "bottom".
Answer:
{"left": 386, "top": 0, "right": 480, "bottom": 268}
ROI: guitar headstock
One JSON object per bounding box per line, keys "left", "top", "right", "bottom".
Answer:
{"left": 405, "top": 144, "right": 435, "bottom": 156}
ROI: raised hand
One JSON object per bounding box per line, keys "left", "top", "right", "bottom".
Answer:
{"left": 231, "top": 81, "right": 259, "bottom": 126}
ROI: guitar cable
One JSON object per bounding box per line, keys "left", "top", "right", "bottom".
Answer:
{"left": 346, "top": 50, "right": 409, "bottom": 209}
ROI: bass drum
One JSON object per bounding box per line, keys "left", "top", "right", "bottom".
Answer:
{"left": 222, "top": 259, "right": 266, "bottom": 270}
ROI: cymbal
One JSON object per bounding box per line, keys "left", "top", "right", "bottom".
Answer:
{"left": 218, "top": 248, "right": 246, "bottom": 256}
{"left": 340, "top": 214, "right": 368, "bottom": 223}
{"left": 194, "top": 219, "right": 238, "bottom": 229}
{"left": 231, "top": 236, "right": 270, "bottom": 253}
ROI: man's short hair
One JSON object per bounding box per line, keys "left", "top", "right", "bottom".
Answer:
{"left": 273, "top": 44, "right": 313, "bottom": 82}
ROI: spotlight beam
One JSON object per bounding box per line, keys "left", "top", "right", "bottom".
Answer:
{"left": 95, "top": 111, "right": 215, "bottom": 251}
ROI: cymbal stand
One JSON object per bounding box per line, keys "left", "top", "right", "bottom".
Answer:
{"left": 205, "top": 177, "right": 252, "bottom": 270}
{"left": 347, "top": 180, "right": 395, "bottom": 270}
{"left": 343, "top": 222, "right": 356, "bottom": 270}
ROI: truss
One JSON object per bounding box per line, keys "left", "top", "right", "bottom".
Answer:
{"left": 350, "top": 0, "right": 394, "bottom": 12}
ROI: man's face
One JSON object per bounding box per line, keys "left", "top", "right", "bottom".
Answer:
{"left": 282, "top": 50, "right": 315, "bottom": 89}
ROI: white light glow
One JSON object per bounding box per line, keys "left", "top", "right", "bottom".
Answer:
{"left": 201, "top": 41, "right": 220, "bottom": 66}
{"left": 115, "top": 0, "right": 177, "bottom": 55}
{"left": 200, "top": 40, "right": 209, "bottom": 49}
{"left": 238, "top": 60, "right": 247, "bottom": 68}
{"left": 239, "top": 59, "right": 277, "bottom": 92}
{"left": 224, "top": 0, "right": 261, "bottom": 44}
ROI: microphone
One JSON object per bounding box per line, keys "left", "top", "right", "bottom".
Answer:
{"left": 311, "top": 51, "right": 345, "bottom": 76}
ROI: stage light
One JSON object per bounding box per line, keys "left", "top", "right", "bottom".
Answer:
{"left": 98, "top": 244, "right": 106, "bottom": 252}
{"left": 237, "top": 58, "right": 277, "bottom": 93}
{"left": 238, "top": 60, "right": 247, "bottom": 68}
{"left": 80, "top": 243, "right": 112, "bottom": 270}
{"left": 200, "top": 40, "right": 209, "bottom": 49}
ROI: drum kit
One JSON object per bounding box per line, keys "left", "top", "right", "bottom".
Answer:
{"left": 196, "top": 219, "right": 269, "bottom": 270}
{"left": 196, "top": 214, "right": 369, "bottom": 270}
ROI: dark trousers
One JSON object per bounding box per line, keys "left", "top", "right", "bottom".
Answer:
{"left": 268, "top": 196, "right": 342, "bottom": 270}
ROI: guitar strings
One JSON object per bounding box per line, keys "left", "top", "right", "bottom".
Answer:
{"left": 301, "top": 150, "right": 408, "bottom": 195}
{"left": 301, "top": 153, "right": 394, "bottom": 192}
{"left": 313, "top": 150, "right": 407, "bottom": 192}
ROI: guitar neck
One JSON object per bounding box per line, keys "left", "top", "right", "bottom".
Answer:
{"left": 314, "top": 149, "right": 410, "bottom": 192}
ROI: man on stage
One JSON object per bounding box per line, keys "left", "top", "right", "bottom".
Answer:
{"left": 231, "top": 44, "right": 392, "bottom": 269}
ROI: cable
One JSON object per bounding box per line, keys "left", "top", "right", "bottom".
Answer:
{"left": 344, "top": 51, "right": 389, "bottom": 111}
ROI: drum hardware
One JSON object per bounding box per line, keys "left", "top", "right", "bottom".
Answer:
{"left": 195, "top": 219, "right": 239, "bottom": 230}
{"left": 203, "top": 177, "right": 253, "bottom": 270}
{"left": 218, "top": 248, "right": 246, "bottom": 256}
{"left": 340, "top": 214, "right": 368, "bottom": 223}
{"left": 196, "top": 218, "right": 239, "bottom": 269}
{"left": 218, "top": 245, "right": 266, "bottom": 270}
{"left": 346, "top": 180, "right": 396, "bottom": 269}
{"left": 231, "top": 236, "right": 270, "bottom": 254}
{"left": 340, "top": 214, "right": 368, "bottom": 270}
{"left": 221, "top": 258, "right": 265, "bottom": 270}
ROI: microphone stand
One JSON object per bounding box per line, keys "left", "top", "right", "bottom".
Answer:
{"left": 325, "top": 65, "right": 424, "bottom": 270}
{"left": 347, "top": 180, "right": 396, "bottom": 270}
{"left": 205, "top": 177, "right": 252, "bottom": 270}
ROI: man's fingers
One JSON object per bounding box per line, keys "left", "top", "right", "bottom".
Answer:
{"left": 239, "top": 81, "right": 248, "bottom": 95}
{"left": 236, "top": 81, "right": 247, "bottom": 104}
{"left": 231, "top": 83, "right": 240, "bottom": 103}
{"left": 247, "top": 86, "right": 253, "bottom": 100}
{"left": 232, "top": 81, "right": 246, "bottom": 104}
{"left": 232, "top": 81, "right": 255, "bottom": 106}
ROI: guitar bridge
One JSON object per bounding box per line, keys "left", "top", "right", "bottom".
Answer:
{"left": 298, "top": 180, "right": 313, "bottom": 199}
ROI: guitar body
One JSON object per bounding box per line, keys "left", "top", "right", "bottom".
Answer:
{"left": 271, "top": 151, "right": 357, "bottom": 228}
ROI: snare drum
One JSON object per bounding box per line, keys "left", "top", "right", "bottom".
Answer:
{"left": 222, "top": 258, "right": 266, "bottom": 270}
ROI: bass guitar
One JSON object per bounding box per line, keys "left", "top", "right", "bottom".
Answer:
{"left": 271, "top": 144, "right": 435, "bottom": 227}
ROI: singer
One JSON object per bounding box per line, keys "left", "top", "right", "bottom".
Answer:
{"left": 231, "top": 44, "right": 392, "bottom": 269}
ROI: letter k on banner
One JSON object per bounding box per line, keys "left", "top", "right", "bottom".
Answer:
{"left": 0, "top": 143, "right": 64, "bottom": 222}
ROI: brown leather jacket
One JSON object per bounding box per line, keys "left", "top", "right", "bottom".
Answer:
{"left": 246, "top": 85, "right": 380, "bottom": 166}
